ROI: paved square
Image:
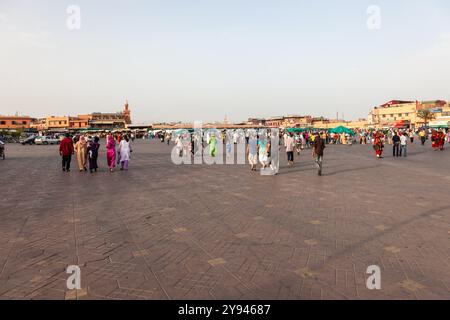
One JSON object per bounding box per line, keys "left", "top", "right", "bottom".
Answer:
{"left": 0, "top": 140, "right": 449, "bottom": 300}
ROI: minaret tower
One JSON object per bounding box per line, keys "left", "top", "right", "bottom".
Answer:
{"left": 124, "top": 99, "right": 131, "bottom": 124}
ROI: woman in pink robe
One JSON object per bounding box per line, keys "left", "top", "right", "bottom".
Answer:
{"left": 106, "top": 135, "right": 116, "bottom": 172}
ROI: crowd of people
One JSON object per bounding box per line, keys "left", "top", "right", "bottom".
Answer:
{"left": 59, "top": 133, "right": 133, "bottom": 173}
{"left": 3, "top": 126, "right": 447, "bottom": 176}
{"left": 160, "top": 126, "right": 450, "bottom": 175}
{"left": 159, "top": 129, "right": 327, "bottom": 175}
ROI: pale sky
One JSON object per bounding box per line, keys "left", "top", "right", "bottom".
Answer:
{"left": 1, "top": 0, "right": 450, "bottom": 123}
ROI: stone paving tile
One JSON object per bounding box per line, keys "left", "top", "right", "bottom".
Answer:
{"left": 0, "top": 140, "right": 450, "bottom": 299}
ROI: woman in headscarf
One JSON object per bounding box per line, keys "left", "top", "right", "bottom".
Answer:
{"left": 119, "top": 135, "right": 132, "bottom": 170}
{"left": 75, "top": 136, "right": 88, "bottom": 171}
{"left": 106, "top": 134, "right": 116, "bottom": 172}
{"left": 87, "top": 136, "right": 100, "bottom": 173}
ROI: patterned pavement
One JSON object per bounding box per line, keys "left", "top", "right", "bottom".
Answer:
{"left": 0, "top": 139, "right": 449, "bottom": 300}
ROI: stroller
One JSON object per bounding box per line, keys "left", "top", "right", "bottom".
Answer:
{"left": 0, "top": 142, "right": 5, "bottom": 160}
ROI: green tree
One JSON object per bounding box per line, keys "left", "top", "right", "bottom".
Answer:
{"left": 417, "top": 109, "right": 436, "bottom": 127}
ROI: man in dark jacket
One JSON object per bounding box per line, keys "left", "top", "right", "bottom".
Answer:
{"left": 312, "top": 132, "right": 325, "bottom": 176}
{"left": 392, "top": 131, "right": 401, "bottom": 157}
{"left": 59, "top": 133, "right": 74, "bottom": 172}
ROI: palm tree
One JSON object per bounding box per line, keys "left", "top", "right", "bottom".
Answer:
{"left": 417, "top": 109, "right": 436, "bottom": 127}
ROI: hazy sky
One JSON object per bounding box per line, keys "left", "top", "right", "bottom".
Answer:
{"left": 1, "top": 0, "right": 450, "bottom": 123}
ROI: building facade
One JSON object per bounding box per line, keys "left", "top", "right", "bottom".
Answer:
{"left": 89, "top": 113, "right": 127, "bottom": 129}
{"left": 246, "top": 118, "right": 266, "bottom": 126}
{"left": 30, "top": 118, "right": 47, "bottom": 131}
{"left": 429, "top": 103, "right": 450, "bottom": 128}
{"left": 263, "top": 115, "right": 313, "bottom": 128}
{"left": 265, "top": 117, "right": 284, "bottom": 128}
{"left": 69, "top": 115, "right": 91, "bottom": 129}
{"left": 46, "top": 116, "right": 70, "bottom": 129}
{"left": 368, "top": 101, "right": 417, "bottom": 129}
{"left": 37, "top": 101, "right": 132, "bottom": 131}
{"left": 283, "top": 115, "right": 313, "bottom": 128}
{"left": 89, "top": 101, "right": 132, "bottom": 129}
{"left": 0, "top": 116, "right": 33, "bottom": 130}
{"left": 368, "top": 100, "right": 449, "bottom": 129}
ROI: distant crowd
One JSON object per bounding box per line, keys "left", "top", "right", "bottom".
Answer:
{"left": 3, "top": 127, "right": 449, "bottom": 176}
{"left": 150, "top": 127, "right": 450, "bottom": 175}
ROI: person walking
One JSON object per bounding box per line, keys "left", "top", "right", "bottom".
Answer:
{"left": 175, "top": 134, "right": 183, "bottom": 157}
{"left": 106, "top": 134, "right": 117, "bottom": 172}
{"left": 75, "top": 136, "right": 88, "bottom": 171}
{"left": 191, "top": 133, "right": 197, "bottom": 156}
{"left": 119, "top": 135, "right": 132, "bottom": 170}
{"left": 285, "top": 132, "right": 295, "bottom": 166}
{"left": 87, "top": 136, "right": 100, "bottom": 173}
{"left": 409, "top": 130, "right": 415, "bottom": 144}
{"left": 419, "top": 130, "right": 426, "bottom": 145}
{"left": 359, "top": 131, "right": 366, "bottom": 144}
{"left": 312, "top": 132, "right": 325, "bottom": 176}
{"left": 295, "top": 133, "right": 302, "bottom": 155}
{"left": 300, "top": 133, "right": 306, "bottom": 150}
{"left": 305, "top": 132, "right": 310, "bottom": 148}
{"left": 258, "top": 135, "right": 270, "bottom": 169}
{"left": 392, "top": 132, "right": 401, "bottom": 157}
{"left": 439, "top": 130, "right": 446, "bottom": 151}
{"left": 209, "top": 133, "right": 218, "bottom": 157}
{"left": 246, "top": 132, "right": 258, "bottom": 171}
{"left": 400, "top": 132, "right": 408, "bottom": 157}
{"left": 431, "top": 130, "right": 440, "bottom": 151}
{"left": 387, "top": 130, "right": 393, "bottom": 145}
{"left": 59, "top": 133, "right": 74, "bottom": 172}
{"left": 226, "top": 130, "right": 233, "bottom": 158}
{"left": 0, "top": 139, "right": 5, "bottom": 160}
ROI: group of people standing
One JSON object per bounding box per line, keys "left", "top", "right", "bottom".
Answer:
{"left": 431, "top": 130, "right": 447, "bottom": 151}
{"left": 372, "top": 128, "right": 449, "bottom": 159}
{"left": 59, "top": 133, "right": 133, "bottom": 173}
